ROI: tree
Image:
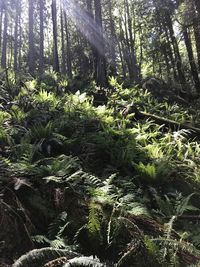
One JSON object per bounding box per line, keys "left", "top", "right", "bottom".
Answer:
{"left": 64, "top": 10, "right": 72, "bottom": 79}
{"left": 94, "top": 0, "right": 107, "bottom": 87}
{"left": 60, "top": 4, "right": 66, "bottom": 75}
{"left": 1, "top": 2, "right": 8, "bottom": 69}
{"left": 52, "top": 0, "right": 59, "bottom": 73}
{"left": 28, "top": 0, "right": 35, "bottom": 74}
{"left": 39, "top": 0, "right": 44, "bottom": 75}
{"left": 14, "top": 0, "right": 21, "bottom": 71}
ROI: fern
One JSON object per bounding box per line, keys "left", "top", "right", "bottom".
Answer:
{"left": 87, "top": 203, "right": 102, "bottom": 243}
{"left": 63, "top": 256, "right": 107, "bottom": 267}
{"left": 151, "top": 237, "right": 200, "bottom": 263}
{"left": 48, "top": 212, "right": 68, "bottom": 239}
{"left": 13, "top": 248, "right": 80, "bottom": 267}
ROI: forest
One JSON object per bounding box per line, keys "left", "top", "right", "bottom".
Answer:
{"left": 1, "top": 0, "right": 200, "bottom": 266}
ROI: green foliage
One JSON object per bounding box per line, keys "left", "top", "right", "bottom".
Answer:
{"left": 2, "top": 76, "right": 200, "bottom": 267}
{"left": 155, "top": 192, "right": 199, "bottom": 217}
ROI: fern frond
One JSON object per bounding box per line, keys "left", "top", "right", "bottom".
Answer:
{"left": 44, "top": 256, "right": 68, "bottom": 267}
{"left": 63, "top": 256, "right": 107, "bottom": 267}
{"left": 152, "top": 238, "right": 200, "bottom": 257}
{"left": 13, "top": 248, "right": 80, "bottom": 267}
{"left": 48, "top": 212, "right": 68, "bottom": 239}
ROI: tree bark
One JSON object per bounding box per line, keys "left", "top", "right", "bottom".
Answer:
{"left": 193, "top": 19, "right": 200, "bottom": 71}
{"left": 52, "top": 0, "right": 60, "bottom": 73}
{"left": 60, "top": 6, "right": 66, "bottom": 75}
{"left": 108, "top": 0, "right": 117, "bottom": 75}
{"left": 94, "top": 0, "right": 107, "bottom": 87}
{"left": 28, "top": 0, "right": 35, "bottom": 74}
{"left": 125, "top": 0, "right": 140, "bottom": 83}
{"left": 0, "top": 9, "right": 3, "bottom": 57}
{"left": 1, "top": 9, "right": 8, "bottom": 69}
{"left": 64, "top": 11, "right": 72, "bottom": 79}
{"left": 183, "top": 26, "right": 200, "bottom": 92}
{"left": 164, "top": 10, "right": 187, "bottom": 89}
{"left": 39, "top": 0, "right": 44, "bottom": 75}
{"left": 14, "top": 0, "right": 20, "bottom": 71}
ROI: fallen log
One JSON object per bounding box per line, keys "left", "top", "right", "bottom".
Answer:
{"left": 122, "top": 105, "right": 200, "bottom": 137}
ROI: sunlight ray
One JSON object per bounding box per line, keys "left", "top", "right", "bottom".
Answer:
{"left": 62, "top": 0, "right": 113, "bottom": 56}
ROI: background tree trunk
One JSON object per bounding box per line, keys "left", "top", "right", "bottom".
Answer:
{"left": 39, "top": 0, "right": 44, "bottom": 75}
{"left": 60, "top": 7, "right": 66, "bottom": 75}
{"left": 183, "top": 26, "right": 200, "bottom": 92}
{"left": 94, "top": 0, "right": 107, "bottom": 87}
{"left": 28, "top": 0, "right": 35, "bottom": 74}
{"left": 1, "top": 8, "right": 7, "bottom": 69}
{"left": 52, "top": 0, "right": 60, "bottom": 73}
{"left": 14, "top": 0, "right": 20, "bottom": 71}
{"left": 64, "top": 11, "right": 72, "bottom": 79}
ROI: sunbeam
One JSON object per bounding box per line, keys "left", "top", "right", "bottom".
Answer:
{"left": 62, "top": 0, "right": 113, "bottom": 56}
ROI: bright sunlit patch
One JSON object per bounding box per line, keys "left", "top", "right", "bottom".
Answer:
{"left": 62, "top": 0, "right": 113, "bottom": 56}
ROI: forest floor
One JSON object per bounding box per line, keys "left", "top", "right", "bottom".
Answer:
{"left": 1, "top": 73, "right": 200, "bottom": 266}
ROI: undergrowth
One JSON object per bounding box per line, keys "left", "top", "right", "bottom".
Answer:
{"left": 1, "top": 72, "right": 200, "bottom": 266}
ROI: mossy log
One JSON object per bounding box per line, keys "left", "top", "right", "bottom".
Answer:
{"left": 123, "top": 105, "right": 200, "bottom": 137}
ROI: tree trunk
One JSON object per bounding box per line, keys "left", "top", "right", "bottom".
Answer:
{"left": 39, "top": 0, "right": 44, "bottom": 75}
{"left": 64, "top": 11, "right": 72, "bottom": 79}
{"left": 85, "top": 0, "right": 95, "bottom": 76}
{"left": 125, "top": 0, "right": 140, "bottom": 83}
{"left": 18, "top": 13, "right": 22, "bottom": 70}
{"left": 156, "top": 9, "right": 178, "bottom": 81}
{"left": 193, "top": 19, "right": 200, "bottom": 71}
{"left": 14, "top": 0, "right": 20, "bottom": 71}
{"left": 28, "top": 0, "right": 35, "bottom": 74}
{"left": 164, "top": 10, "right": 187, "bottom": 89}
{"left": 60, "top": 7, "right": 66, "bottom": 75}
{"left": 52, "top": 0, "right": 60, "bottom": 73}
{"left": 9, "top": 25, "right": 13, "bottom": 68}
{"left": 94, "top": 0, "right": 107, "bottom": 87}
{"left": 0, "top": 9, "right": 3, "bottom": 56}
{"left": 108, "top": 0, "right": 117, "bottom": 75}
{"left": 118, "top": 37, "right": 127, "bottom": 78}
{"left": 1, "top": 10, "right": 8, "bottom": 69}
{"left": 183, "top": 26, "right": 200, "bottom": 92}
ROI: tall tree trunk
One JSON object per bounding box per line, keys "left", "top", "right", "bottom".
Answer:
{"left": 9, "top": 25, "right": 14, "bottom": 68}
{"left": 94, "top": 0, "right": 107, "bottom": 87}
{"left": 0, "top": 9, "right": 3, "bottom": 56}
{"left": 39, "top": 0, "right": 44, "bottom": 75}
{"left": 60, "top": 7, "right": 66, "bottom": 75}
{"left": 119, "top": 16, "right": 129, "bottom": 79}
{"left": 52, "top": 0, "right": 60, "bottom": 73}
{"left": 86, "top": 0, "right": 95, "bottom": 76}
{"left": 14, "top": 0, "right": 20, "bottom": 71}
{"left": 164, "top": 10, "right": 186, "bottom": 89}
{"left": 183, "top": 26, "right": 200, "bottom": 92}
{"left": 125, "top": 0, "right": 139, "bottom": 83}
{"left": 161, "top": 43, "right": 171, "bottom": 82}
{"left": 28, "top": 0, "right": 35, "bottom": 74}
{"left": 108, "top": 0, "right": 117, "bottom": 75}
{"left": 18, "top": 13, "right": 22, "bottom": 70}
{"left": 1, "top": 10, "right": 8, "bottom": 69}
{"left": 64, "top": 11, "right": 72, "bottom": 79}
{"left": 118, "top": 37, "right": 126, "bottom": 78}
{"left": 193, "top": 19, "right": 200, "bottom": 71}
{"left": 155, "top": 6, "right": 178, "bottom": 81}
